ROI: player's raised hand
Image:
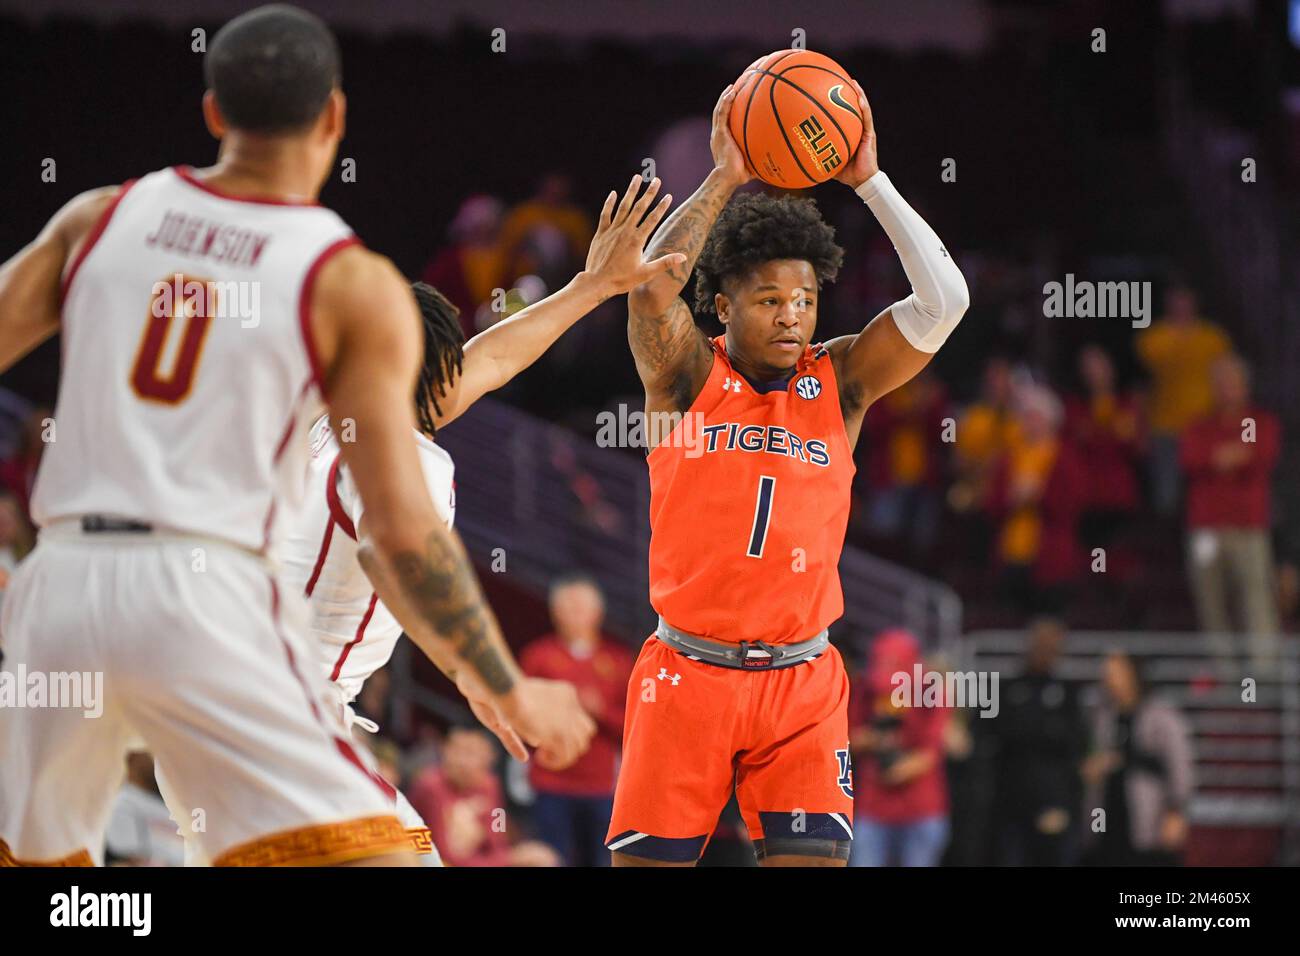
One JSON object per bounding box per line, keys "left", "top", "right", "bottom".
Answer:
{"left": 711, "top": 84, "right": 752, "bottom": 187}
{"left": 583, "top": 175, "right": 686, "bottom": 296}
{"left": 500, "top": 676, "right": 597, "bottom": 770}
{"left": 832, "top": 79, "right": 879, "bottom": 189}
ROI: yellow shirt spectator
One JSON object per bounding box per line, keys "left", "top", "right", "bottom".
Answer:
{"left": 1136, "top": 317, "right": 1230, "bottom": 435}
{"left": 999, "top": 435, "right": 1059, "bottom": 564}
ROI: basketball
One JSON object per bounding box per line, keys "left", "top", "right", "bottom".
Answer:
{"left": 728, "top": 49, "right": 863, "bottom": 188}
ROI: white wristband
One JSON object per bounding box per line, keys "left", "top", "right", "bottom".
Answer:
{"left": 856, "top": 170, "right": 969, "bottom": 353}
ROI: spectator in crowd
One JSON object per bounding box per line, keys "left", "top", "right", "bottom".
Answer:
{"left": 986, "top": 382, "right": 1088, "bottom": 613}
{"left": 407, "top": 727, "right": 559, "bottom": 867}
{"left": 498, "top": 172, "right": 593, "bottom": 287}
{"left": 929, "top": 650, "right": 979, "bottom": 866}
{"left": 368, "top": 736, "right": 404, "bottom": 792}
{"left": 985, "top": 617, "right": 1088, "bottom": 866}
{"left": 1065, "top": 345, "right": 1143, "bottom": 550}
{"left": 949, "top": 357, "right": 1018, "bottom": 516}
{"left": 1082, "top": 652, "right": 1194, "bottom": 866}
{"left": 354, "top": 665, "right": 394, "bottom": 736}
{"left": 1179, "top": 354, "right": 1281, "bottom": 671}
{"left": 0, "top": 405, "right": 51, "bottom": 521}
{"left": 0, "top": 489, "right": 33, "bottom": 604}
{"left": 848, "top": 629, "right": 950, "bottom": 867}
{"left": 858, "top": 371, "right": 949, "bottom": 558}
{"left": 105, "top": 752, "right": 185, "bottom": 867}
{"left": 420, "top": 194, "right": 505, "bottom": 337}
{"left": 1136, "top": 284, "right": 1231, "bottom": 515}
{"left": 519, "top": 574, "right": 632, "bottom": 866}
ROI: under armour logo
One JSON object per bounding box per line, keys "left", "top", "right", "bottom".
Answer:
{"left": 656, "top": 668, "right": 681, "bottom": 685}
{"left": 722, "top": 377, "right": 743, "bottom": 393}
{"left": 939, "top": 247, "right": 949, "bottom": 257}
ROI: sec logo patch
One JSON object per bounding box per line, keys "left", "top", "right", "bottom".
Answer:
{"left": 794, "top": 375, "right": 822, "bottom": 400}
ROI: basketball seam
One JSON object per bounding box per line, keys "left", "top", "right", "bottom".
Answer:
{"left": 764, "top": 69, "right": 818, "bottom": 186}
{"left": 760, "top": 64, "right": 856, "bottom": 163}
{"left": 741, "top": 70, "right": 761, "bottom": 179}
{"left": 738, "top": 49, "right": 801, "bottom": 179}
{"left": 779, "top": 64, "right": 861, "bottom": 121}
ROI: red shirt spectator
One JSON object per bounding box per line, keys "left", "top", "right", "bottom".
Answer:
{"left": 419, "top": 195, "right": 505, "bottom": 338}
{"left": 519, "top": 576, "right": 631, "bottom": 866}
{"left": 850, "top": 630, "right": 949, "bottom": 824}
{"left": 1180, "top": 405, "right": 1279, "bottom": 528}
{"left": 407, "top": 727, "right": 557, "bottom": 867}
{"left": 1064, "top": 345, "right": 1143, "bottom": 514}
{"left": 520, "top": 581, "right": 633, "bottom": 796}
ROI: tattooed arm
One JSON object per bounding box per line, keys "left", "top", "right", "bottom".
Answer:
{"left": 627, "top": 87, "right": 750, "bottom": 426}
{"left": 312, "top": 246, "right": 595, "bottom": 768}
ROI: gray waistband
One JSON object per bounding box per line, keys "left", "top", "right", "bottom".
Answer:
{"left": 655, "top": 617, "right": 829, "bottom": 670}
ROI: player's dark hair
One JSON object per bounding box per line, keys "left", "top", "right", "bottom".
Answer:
{"left": 693, "top": 192, "right": 844, "bottom": 315}
{"left": 412, "top": 282, "right": 466, "bottom": 440}
{"left": 204, "top": 4, "right": 342, "bottom": 134}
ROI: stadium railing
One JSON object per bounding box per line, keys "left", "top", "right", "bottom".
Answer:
{"left": 964, "top": 629, "right": 1300, "bottom": 865}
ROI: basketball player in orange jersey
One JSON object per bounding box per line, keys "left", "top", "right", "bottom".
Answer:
{"left": 606, "top": 82, "right": 969, "bottom": 866}
{"left": 0, "top": 4, "right": 595, "bottom": 867}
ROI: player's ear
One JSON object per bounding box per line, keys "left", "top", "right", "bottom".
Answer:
{"left": 201, "top": 90, "right": 227, "bottom": 140}
{"left": 715, "top": 293, "right": 730, "bottom": 325}
{"left": 320, "top": 89, "right": 346, "bottom": 142}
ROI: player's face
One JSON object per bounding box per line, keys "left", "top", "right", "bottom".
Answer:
{"left": 717, "top": 259, "right": 819, "bottom": 375}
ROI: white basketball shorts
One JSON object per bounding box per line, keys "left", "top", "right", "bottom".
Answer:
{"left": 0, "top": 526, "right": 409, "bottom": 866}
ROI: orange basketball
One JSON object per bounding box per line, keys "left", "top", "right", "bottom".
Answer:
{"left": 728, "top": 49, "right": 863, "bottom": 188}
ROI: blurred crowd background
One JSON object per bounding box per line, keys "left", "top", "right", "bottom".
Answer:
{"left": 1, "top": 0, "right": 1297, "bottom": 866}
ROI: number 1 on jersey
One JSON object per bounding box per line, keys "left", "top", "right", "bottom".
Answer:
{"left": 747, "top": 475, "right": 776, "bottom": 558}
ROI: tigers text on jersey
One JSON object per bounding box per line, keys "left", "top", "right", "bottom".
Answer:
{"left": 280, "top": 416, "right": 457, "bottom": 704}
{"left": 647, "top": 336, "right": 855, "bottom": 645}
{"left": 31, "top": 165, "right": 358, "bottom": 554}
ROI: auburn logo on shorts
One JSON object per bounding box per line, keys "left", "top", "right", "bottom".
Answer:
{"left": 835, "top": 747, "right": 854, "bottom": 798}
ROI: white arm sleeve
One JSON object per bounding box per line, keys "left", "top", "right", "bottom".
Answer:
{"left": 856, "top": 170, "right": 969, "bottom": 353}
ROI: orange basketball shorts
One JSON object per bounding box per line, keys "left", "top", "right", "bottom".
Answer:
{"left": 605, "top": 635, "right": 854, "bottom": 863}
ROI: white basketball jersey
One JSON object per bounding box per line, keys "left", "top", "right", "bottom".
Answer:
{"left": 31, "top": 166, "right": 357, "bottom": 554}
{"left": 281, "top": 416, "right": 456, "bottom": 704}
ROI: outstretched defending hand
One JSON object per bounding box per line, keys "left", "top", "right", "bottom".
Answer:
{"left": 832, "top": 80, "right": 880, "bottom": 190}
{"left": 584, "top": 175, "right": 686, "bottom": 299}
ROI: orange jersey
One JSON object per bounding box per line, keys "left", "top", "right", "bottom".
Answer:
{"left": 647, "top": 336, "right": 855, "bottom": 644}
